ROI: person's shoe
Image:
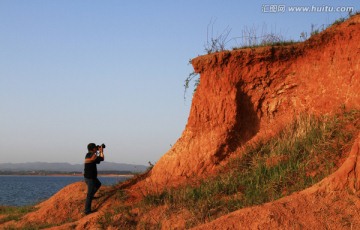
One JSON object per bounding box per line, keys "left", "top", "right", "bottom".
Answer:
{"left": 83, "top": 211, "right": 93, "bottom": 215}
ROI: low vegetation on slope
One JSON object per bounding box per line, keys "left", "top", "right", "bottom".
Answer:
{"left": 136, "top": 109, "right": 360, "bottom": 228}
{"left": 0, "top": 206, "right": 35, "bottom": 226}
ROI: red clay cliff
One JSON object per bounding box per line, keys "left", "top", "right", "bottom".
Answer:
{"left": 146, "top": 15, "right": 360, "bottom": 188}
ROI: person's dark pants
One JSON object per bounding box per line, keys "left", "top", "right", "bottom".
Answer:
{"left": 84, "top": 177, "right": 101, "bottom": 214}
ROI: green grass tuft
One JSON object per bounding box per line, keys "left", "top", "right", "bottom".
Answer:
{"left": 0, "top": 206, "right": 35, "bottom": 225}
{"left": 233, "top": 40, "right": 298, "bottom": 50}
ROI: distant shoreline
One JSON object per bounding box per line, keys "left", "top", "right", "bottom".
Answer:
{"left": 45, "top": 173, "right": 134, "bottom": 177}
{"left": 0, "top": 173, "right": 134, "bottom": 177}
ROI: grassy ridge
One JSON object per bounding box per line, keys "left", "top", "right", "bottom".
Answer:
{"left": 142, "top": 110, "right": 359, "bottom": 227}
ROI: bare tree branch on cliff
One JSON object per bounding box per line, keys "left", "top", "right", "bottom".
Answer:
{"left": 204, "top": 18, "right": 232, "bottom": 54}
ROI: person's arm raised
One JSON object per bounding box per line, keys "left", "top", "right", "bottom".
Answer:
{"left": 84, "top": 153, "right": 98, "bottom": 163}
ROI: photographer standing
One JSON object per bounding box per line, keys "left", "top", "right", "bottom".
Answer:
{"left": 84, "top": 143, "right": 105, "bottom": 215}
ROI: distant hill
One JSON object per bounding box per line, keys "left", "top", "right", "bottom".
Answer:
{"left": 0, "top": 162, "right": 147, "bottom": 173}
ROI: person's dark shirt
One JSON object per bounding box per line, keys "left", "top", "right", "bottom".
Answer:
{"left": 84, "top": 152, "right": 104, "bottom": 179}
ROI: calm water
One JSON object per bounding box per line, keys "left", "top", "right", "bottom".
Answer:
{"left": 0, "top": 175, "right": 128, "bottom": 206}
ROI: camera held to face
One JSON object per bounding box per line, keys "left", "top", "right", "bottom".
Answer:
{"left": 97, "top": 143, "right": 106, "bottom": 149}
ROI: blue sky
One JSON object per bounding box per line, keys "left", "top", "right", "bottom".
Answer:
{"left": 0, "top": 0, "right": 359, "bottom": 165}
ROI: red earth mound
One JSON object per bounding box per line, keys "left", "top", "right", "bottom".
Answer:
{"left": 1, "top": 182, "right": 92, "bottom": 229}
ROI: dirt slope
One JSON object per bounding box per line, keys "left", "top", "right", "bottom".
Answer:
{"left": 146, "top": 14, "right": 360, "bottom": 188}
{"left": 1, "top": 180, "right": 135, "bottom": 229}
{"left": 1, "top": 182, "right": 98, "bottom": 229}
{"left": 194, "top": 134, "right": 360, "bottom": 229}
